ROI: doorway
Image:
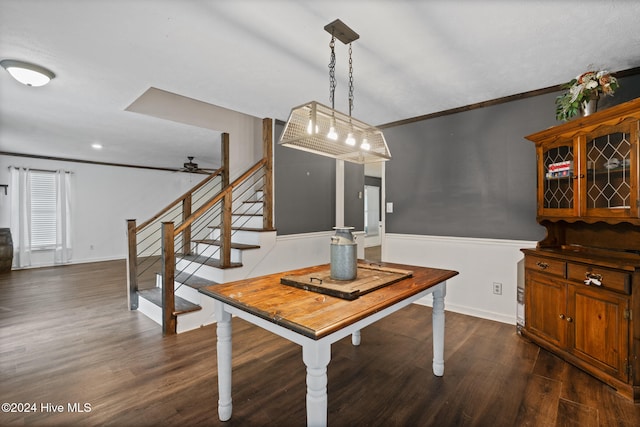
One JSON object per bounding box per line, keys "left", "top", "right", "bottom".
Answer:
{"left": 364, "top": 184, "right": 381, "bottom": 261}
{"left": 364, "top": 162, "right": 383, "bottom": 262}
{"left": 364, "top": 185, "right": 381, "bottom": 244}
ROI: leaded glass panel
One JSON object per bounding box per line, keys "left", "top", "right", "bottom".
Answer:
{"left": 586, "top": 131, "right": 631, "bottom": 209}
{"left": 543, "top": 145, "right": 574, "bottom": 209}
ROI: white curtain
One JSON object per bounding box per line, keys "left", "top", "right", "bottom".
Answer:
{"left": 9, "top": 167, "right": 73, "bottom": 268}
{"left": 9, "top": 167, "right": 31, "bottom": 268}
{"left": 54, "top": 169, "right": 72, "bottom": 264}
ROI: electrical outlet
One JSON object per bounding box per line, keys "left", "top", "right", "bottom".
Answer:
{"left": 493, "top": 282, "right": 502, "bottom": 295}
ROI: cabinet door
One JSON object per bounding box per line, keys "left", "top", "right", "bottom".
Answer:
{"left": 567, "top": 284, "right": 629, "bottom": 381}
{"left": 582, "top": 120, "right": 639, "bottom": 218}
{"left": 538, "top": 139, "right": 578, "bottom": 217}
{"left": 525, "top": 271, "right": 566, "bottom": 347}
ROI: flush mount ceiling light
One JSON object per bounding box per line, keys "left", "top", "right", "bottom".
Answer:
{"left": 0, "top": 59, "right": 55, "bottom": 87}
{"left": 279, "top": 19, "right": 391, "bottom": 164}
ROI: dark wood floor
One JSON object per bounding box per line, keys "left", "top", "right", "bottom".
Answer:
{"left": 1, "top": 260, "right": 639, "bottom": 426}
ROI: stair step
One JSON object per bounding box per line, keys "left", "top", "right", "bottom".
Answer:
{"left": 193, "top": 239, "right": 260, "bottom": 250}
{"left": 138, "top": 288, "right": 201, "bottom": 315}
{"left": 174, "top": 271, "right": 219, "bottom": 289}
{"left": 179, "top": 254, "right": 243, "bottom": 269}
{"left": 209, "top": 226, "right": 276, "bottom": 232}
{"left": 233, "top": 212, "right": 263, "bottom": 216}
{"left": 240, "top": 200, "right": 264, "bottom": 211}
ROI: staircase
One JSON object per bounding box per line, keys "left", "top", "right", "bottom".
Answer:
{"left": 126, "top": 119, "right": 275, "bottom": 334}
{"left": 135, "top": 209, "right": 276, "bottom": 333}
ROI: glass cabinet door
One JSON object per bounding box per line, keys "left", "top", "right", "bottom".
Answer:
{"left": 539, "top": 141, "right": 577, "bottom": 217}
{"left": 583, "top": 122, "right": 636, "bottom": 217}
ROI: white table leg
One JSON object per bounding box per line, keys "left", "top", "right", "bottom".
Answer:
{"left": 432, "top": 282, "right": 446, "bottom": 376}
{"left": 302, "top": 341, "right": 331, "bottom": 427}
{"left": 351, "top": 330, "right": 361, "bottom": 346}
{"left": 215, "top": 301, "right": 233, "bottom": 421}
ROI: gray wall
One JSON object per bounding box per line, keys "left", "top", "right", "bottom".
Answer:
{"left": 274, "top": 122, "right": 365, "bottom": 235}
{"left": 274, "top": 74, "right": 640, "bottom": 240}
{"left": 274, "top": 121, "right": 336, "bottom": 235}
{"left": 384, "top": 74, "right": 640, "bottom": 241}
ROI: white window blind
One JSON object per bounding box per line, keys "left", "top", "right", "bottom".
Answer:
{"left": 30, "top": 171, "right": 57, "bottom": 248}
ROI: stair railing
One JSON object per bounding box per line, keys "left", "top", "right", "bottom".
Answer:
{"left": 126, "top": 166, "right": 225, "bottom": 311}
{"left": 160, "top": 166, "right": 271, "bottom": 334}
{"left": 176, "top": 158, "right": 267, "bottom": 240}
{"left": 127, "top": 118, "right": 274, "bottom": 335}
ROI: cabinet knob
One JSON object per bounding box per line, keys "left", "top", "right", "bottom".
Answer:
{"left": 566, "top": 317, "right": 573, "bottom": 323}
{"left": 559, "top": 314, "right": 565, "bottom": 320}
{"left": 536, "top": 261, "right": 549, "bottom": 270}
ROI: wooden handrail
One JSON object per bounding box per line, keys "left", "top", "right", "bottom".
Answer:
{"left": 136, "top": 167, "right": 224, "bottom": 232}
{"left": 174, "top": 158, "right": 267, "bottom": 236}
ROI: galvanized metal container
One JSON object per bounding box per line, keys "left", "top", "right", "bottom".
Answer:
{"left": 330, "top": 226, "right": 357, "bottom": 281}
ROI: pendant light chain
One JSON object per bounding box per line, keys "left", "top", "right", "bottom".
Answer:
{"left": 328, "top": 34, "right": 337, "bottom": 110}
{"left": 348, "top": 42, "right": 354, "bottom": 116}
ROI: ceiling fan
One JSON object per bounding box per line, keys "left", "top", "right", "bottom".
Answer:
{"left": 178, "top": 156, "right": 214, "bottom": 174}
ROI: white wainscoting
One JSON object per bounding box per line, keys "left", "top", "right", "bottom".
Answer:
{"left": 384, "top": 233, "right": 535, "bottom": 325}
{"left": 246, "top": 230, "right": 366, "bottom": 278}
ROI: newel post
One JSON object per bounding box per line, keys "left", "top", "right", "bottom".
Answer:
{"left": 161, "top": 221, "right": 176, "bottom": 335}
{"left": 222, "top": 132, "right": 230, "bottom": 188}
{"left": 182, "top": 193, "right": 192, "bottom": 255}
{"left": 262, "top": 118, "right": 273, "bottom": 230}
{"left": 126, "top": 219, "right": 138, "bottom": 310}
{"left": 221, "top": 190, "right": 232, "bottom": 268}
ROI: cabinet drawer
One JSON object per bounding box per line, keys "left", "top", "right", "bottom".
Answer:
{"left": 525, "top": 256, "right": 565, "bottom": 277}
{"left": 567, "top": 263, "right": 631, "bottom": 294}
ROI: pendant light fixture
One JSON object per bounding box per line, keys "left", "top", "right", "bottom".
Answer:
{"left": 279, "top": 19, "right": 391, "bottom": 164}
{"left": 0, "top": 59, "right": 55, "bottom": 87}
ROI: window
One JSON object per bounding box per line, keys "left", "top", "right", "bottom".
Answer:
{"left": 30, "top": 171, "right": 57, "bottom": 248}
{"left": 9, "top": 167, "right": 72, "bottom": 268}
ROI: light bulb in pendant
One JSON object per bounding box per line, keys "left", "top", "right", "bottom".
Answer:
{"left": 360, "top": 138, "right": 370, "bottom": 151}
{"left": 307, "top": 119, "right": 318, "bottom": 135}
{"left": 345, "top": 132, "right": 356, "bottom": 146}
{"left": 327, "top": 117, "right": 338, "bottom": 140}
{"left": 327, "top": 126, "right": 338, "bottom": 140}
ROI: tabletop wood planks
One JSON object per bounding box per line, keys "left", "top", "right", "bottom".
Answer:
{"left": 200, "top": 261, "right": 458, "bottom": 339}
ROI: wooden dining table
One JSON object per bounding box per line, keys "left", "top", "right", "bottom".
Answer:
{"left": 199, "top": 260, "right": 459, "bottom": 427}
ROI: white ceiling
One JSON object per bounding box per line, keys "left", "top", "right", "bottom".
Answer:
{"left": 1, "top": 0, "right": 639, "bottom": 171}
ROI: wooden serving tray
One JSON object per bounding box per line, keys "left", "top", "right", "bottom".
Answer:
{"left": 280, "top": 263, "right": 413, "bottom": 300}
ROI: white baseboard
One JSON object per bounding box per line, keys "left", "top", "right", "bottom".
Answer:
{"left": 12, "top": 255, "right": 125, "bottom": 270}
{"left": 413, "top": 298, "right": 518, "bottom": 325}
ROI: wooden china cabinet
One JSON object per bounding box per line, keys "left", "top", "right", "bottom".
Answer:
{"left": 522, "top": 97, "right": 640, "bottom": 402}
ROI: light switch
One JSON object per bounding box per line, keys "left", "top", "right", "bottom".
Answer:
{"left": 386, "top": 202, "right": 393, "bottom": 213}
